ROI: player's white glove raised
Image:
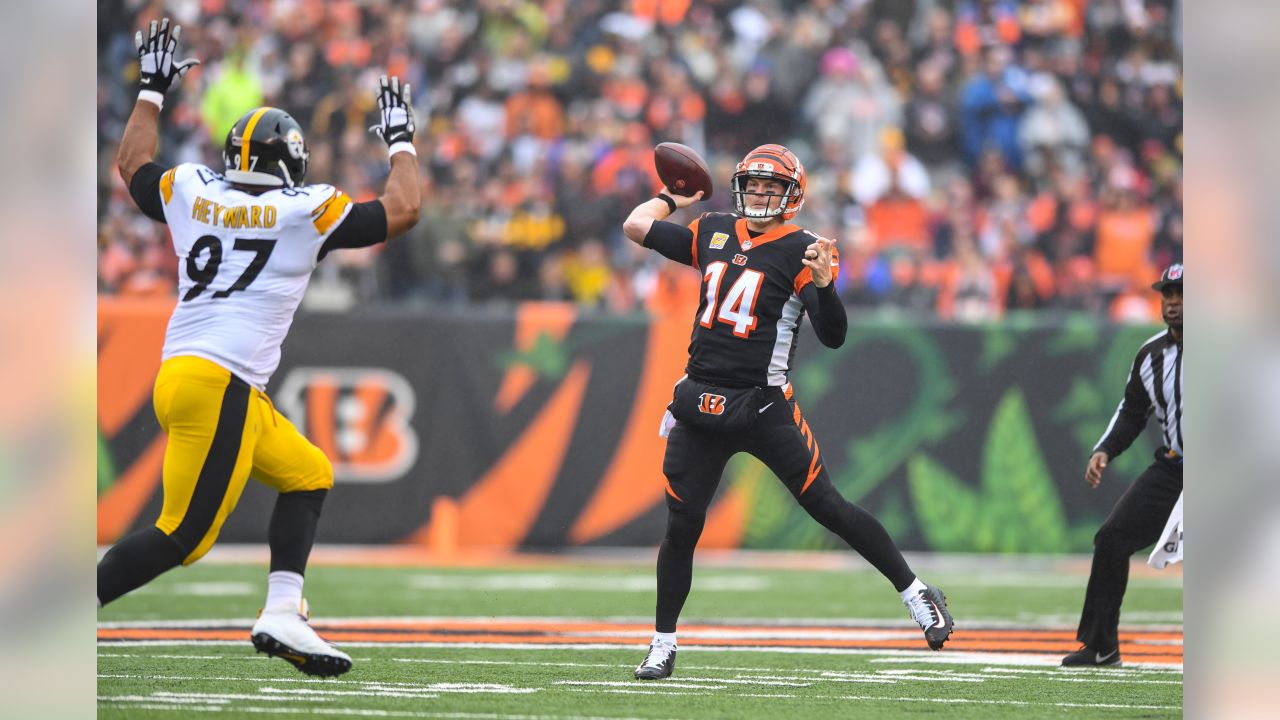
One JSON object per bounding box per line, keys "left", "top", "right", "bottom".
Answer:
{"left": 135, "top": 18, "right": 200, "bottom": 107}
{"left": 368, "top": 75, "right": 416, "bottom": 157}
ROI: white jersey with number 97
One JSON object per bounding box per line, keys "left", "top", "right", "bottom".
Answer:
{"left": 156, "top": 163, "right": 353, "bottom": 389}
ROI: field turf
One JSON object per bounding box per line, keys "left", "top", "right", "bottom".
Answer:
{"left": 97, "top": 550, "right": 1182, "bottom": 719}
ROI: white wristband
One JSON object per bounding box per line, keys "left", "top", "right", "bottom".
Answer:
{"left": 138, "top": 90, "right": 165, "bottom": 109}
{"left": 388, "top": 141, "right": 417, "bottom": 158}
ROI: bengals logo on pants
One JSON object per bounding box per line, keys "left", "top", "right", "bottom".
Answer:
{"left": 276, "top": 367, "right": 418, "bottom": 483}
{"left": 698, "top": 393, "right": 727, "bottom": 415}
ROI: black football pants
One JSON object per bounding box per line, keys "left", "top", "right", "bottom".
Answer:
{"left": 1076, "top": 449, "right": 1183, "bottom": 652}
{"left": 655, "top": 385, "right": 916, "bottom": 633}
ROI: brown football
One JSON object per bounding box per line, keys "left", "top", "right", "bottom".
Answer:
{"left": 654, "top": 142, "right": 713, "bottom": 200}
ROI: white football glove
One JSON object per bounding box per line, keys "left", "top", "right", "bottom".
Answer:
{"left": 368, "top": 75, "right": 416, "bottom": 152}
{"left": 135, "top": 18, "right": 200, "bottom": 97}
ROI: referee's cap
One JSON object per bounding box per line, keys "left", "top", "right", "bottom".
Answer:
{"left": 1151, "top": 263, "right": 1183, "bottom": 291}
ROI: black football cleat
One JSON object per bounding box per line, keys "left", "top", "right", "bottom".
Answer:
{"left": 634, "top": 641, "right": 677, "bottom": 680}
{"left": 904, "top": 584, "right": 954, "bottom": 650}
{"left": 1062, "top": 645, "right": 1122, "bottom": 667}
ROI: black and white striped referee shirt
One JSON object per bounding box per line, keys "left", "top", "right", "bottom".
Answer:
{"left": 1095, "top": 329, "right": 1184, "bottom": 459}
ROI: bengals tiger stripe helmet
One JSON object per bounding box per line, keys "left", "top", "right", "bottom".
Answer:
{"left": 223, "top": 107, "right": 309, "bottom": 188}
{"left": 731, "top": 144, "right": 806, "bottom": 221}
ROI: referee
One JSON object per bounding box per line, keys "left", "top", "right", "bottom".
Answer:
{"left": 1063, "top": 263, "right": 1183, "bottom": 667}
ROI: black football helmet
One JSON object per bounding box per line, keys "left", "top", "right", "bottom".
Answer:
{"left": 223, "top": 107, "right": 309, "bottom": 188}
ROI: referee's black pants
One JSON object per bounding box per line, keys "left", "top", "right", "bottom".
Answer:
{"left": 653, "top": 385, "right": 915, "bottom": 633}
{"left": 1076, "top": 449, "right": 1183, "bottom": 652}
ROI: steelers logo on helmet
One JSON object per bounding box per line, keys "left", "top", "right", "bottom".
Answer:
{"left": 286, "top": 128, "right": 306, "bottom": 160}
{"left": 731, "top": 144, "right": 806, "bottom": 221}
{"left": 223, "top": 107, "right": 310, "bottom": 188}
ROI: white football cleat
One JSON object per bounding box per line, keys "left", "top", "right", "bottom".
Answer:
{"left": 250, "top": 598, "right": 352, "bottom": 677}
{"left": 634, "top": 639, "right": 677, "bottom": 680}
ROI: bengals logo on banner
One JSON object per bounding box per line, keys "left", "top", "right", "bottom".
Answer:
{"left": 698, "top": 392, "right": 727, "bottom": 415}
{"left": 276, "top": 367, "right": 419, "bottom": 483}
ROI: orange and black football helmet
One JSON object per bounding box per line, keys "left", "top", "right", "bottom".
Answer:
{"left": 731, "top": 144, "right": 806, "bottom": 221}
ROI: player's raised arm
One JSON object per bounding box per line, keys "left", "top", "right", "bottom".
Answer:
{"left": 368, "top": 75, "right": 422, "bottom": 239}
{"left": 116, "top": 18, "right": 200, "bottom": 187}
{"left": 622, "top": 188, "right": 702, "bottom": 246}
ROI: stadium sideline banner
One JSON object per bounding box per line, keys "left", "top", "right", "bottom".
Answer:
{"left": 98, "top": 297, "right": 1162, "bottom": 553}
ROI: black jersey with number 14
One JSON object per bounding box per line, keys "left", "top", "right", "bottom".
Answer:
{"left": 647, "top": 212, "right": 837, "bottom": 388}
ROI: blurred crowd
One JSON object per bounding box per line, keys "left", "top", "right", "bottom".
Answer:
{"left": 98, "top": 0, "right": 1182, "bottom": 322}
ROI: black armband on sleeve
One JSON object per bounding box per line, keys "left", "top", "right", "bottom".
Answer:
{"left": 319, "top": 200, "right": 389, "bottom": 262}
{"left": 801, "top": 282, "right": 847, "bottom": 349}
{"left": 642, "top": 219, "right": 696, "bottom": 266}
{"left": 128, "top": 162, "right": 169, "bottom": 223}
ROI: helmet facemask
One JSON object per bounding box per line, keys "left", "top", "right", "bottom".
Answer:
{"left": 732, "top": 171, "right": 803, "bottom": 220}
{"left": 731, "top": 145, "right": 806, "bottom": 221}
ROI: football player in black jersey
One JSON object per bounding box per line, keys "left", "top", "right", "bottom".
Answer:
{"left": 622, "top": 144, "right": 954, "bottom": 680}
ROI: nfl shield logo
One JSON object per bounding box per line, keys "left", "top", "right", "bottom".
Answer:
{"left": 741, "top": 240, "right": 753, "bottom": 250}
{"left": 1169, "top": 265, "right": 1182, "bottom": 280}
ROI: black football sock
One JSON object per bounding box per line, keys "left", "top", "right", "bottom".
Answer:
{"left": 799, "top": 482, "right": 915, "bottom": 591}
{"left": 97, "top": 526, "right": 187, "bottom": 605}
{"left": 655, "top": 508, "right": 706, "bottom": 633}
{"left": 267, "top": 489, "right": 328, "bottom": 575}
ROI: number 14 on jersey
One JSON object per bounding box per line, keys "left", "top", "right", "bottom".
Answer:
{"left": 699, "top": 261, "right": 764, "bottom": 338}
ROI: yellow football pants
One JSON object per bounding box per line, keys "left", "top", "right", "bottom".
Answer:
{"left": 152, "top": 355, "right": 333, "bottom": 565}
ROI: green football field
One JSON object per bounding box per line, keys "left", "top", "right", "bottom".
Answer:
{"left": 97, "top": 551, "right": 1183, "bottom": 719}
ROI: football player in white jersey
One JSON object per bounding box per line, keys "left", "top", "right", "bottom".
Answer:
{"left": 97, "top": 18, "right": 421, "bottom": 677}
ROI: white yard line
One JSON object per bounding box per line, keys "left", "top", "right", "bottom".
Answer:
{"left": 99, "top": 654, "right": 1183, "bottom": 681}
{"left": 560, "top": 687, "right": 1180, "bottom": 710}
{"left": 98, "top": 639, "right": 1182, "bottom": 670}
{"left": 131, "top": 582, "right": 256, "bottom": 596}
{"left": 865, "top": 651, "right": 1182, "bottom": 670}
{"left": 99, "top": 700, "right": 657, "bottom": 720}
{"left": 980, "top": 666, "right": 1183, "bottom": 676}
{"left": 98, "top": 653, "right": 270, "bottom": 660}
{"left": 562, "top": 688, "right": 801, "bottom": 698}
{"left": 656, "top": 677, "right": 813, "bottom": 687}
{"left": 394, "top": 658, "right": 623, "bottom": 669}
{"left": 389, "top": 656, "right": 1182, "bottom": 678}
{"left": 555, "top": 681, "right": 725, "bottom": 690}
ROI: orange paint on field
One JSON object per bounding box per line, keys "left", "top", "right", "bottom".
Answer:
{"left": 97, "top": 618, "right": 1182, "bottom": 665}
